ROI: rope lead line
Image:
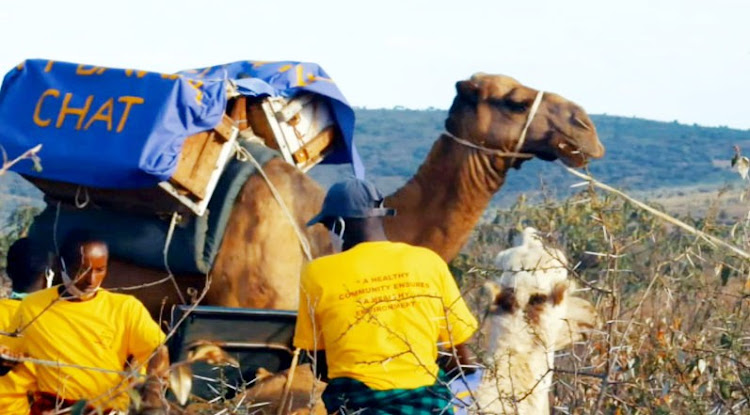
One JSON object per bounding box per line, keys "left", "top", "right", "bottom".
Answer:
{"left": 235, "top": 142, "right": 313, "bottom": 261}
{"left": 511, "top": 90, "right": 545, "bottom": 165}
{"left": 163, "top": 211, "right": 187, "bottom": 304}
{"left": 444, "top": 90, "right": 544, "bottom": 161}
{"left": 563, "top": 166, "right": 750, "bottom": 261}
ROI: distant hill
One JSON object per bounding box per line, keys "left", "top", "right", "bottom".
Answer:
{"left": 314, "top": 109, "right": 750, "bottom": 204}
{"left": 3, "top": 109, "right": 750, "bottom": 217}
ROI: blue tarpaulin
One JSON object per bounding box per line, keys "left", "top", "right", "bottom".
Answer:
{"left": 179, "top": 61, "right": 363, "bottom": 178}
{"left": 0, "top": 59, "right": 363, "bottom": 189}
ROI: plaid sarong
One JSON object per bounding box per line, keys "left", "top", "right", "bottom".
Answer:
{"left": 322, "top": 376, "right": 455, "bottom": 415}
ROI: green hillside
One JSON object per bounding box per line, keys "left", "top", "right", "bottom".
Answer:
{"left": 347, "top": 110, "right": 750, "bottom": 200}
{"left": 3, "top": 109, "right": 750, "bottom": 211}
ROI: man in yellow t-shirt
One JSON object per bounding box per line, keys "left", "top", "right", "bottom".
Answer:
{"left": 295, "top": 178, "right": 478, "bottom": 414}
{"left": 0, "top": 232, "right": 168, "bottom": 413}
{"left": 0, "top": 238, "right": 51, "bottom": 415}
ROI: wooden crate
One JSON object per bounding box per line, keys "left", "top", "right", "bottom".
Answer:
{"left": 26, "top": 112, "right": 239, "bottom": 217}
{"left": 24, "top": 93, "right": 342, "bottom": 218}
{"left": 247, "top": 94, "right": 340, "bottom": 172}
{"left": 169, "top": 114, "right": 237, "bottom": 200}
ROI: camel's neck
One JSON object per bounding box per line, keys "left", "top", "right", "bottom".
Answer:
{"left": 477, "top": 347, "right": 553, "bottom": 414}
{"left": 384, "top": 134, "right": 510, "bottom": 261}
{"left": 476, "top": 314, "right": 554, "bottom": 414}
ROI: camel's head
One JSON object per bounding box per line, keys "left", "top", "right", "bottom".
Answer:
{"left": 483, "top": 278, "right": 597, "bottom": 352}
{"left": 483, "top": 231, "right": 598, "bottom": 352}
{"left": 445, "top": 73, "right": 604, "bottom": 168}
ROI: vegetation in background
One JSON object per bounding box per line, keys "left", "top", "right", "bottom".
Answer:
{"left": 351, "top": 110, "right": 750, "bottom": 201}
{"left": 451, "top": 183, "right": 750, "bottom": 414}
{"left": 1, "top": 111, "right": 750, "bottom": 412}
{"left": 3, "top": 109, "right": 750, "bottom": 210}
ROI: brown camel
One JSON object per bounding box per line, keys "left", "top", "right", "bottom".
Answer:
{"left": 98, "top": 73, "right": 604, "bottom": 317}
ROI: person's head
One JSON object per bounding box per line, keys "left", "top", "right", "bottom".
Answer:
{"left": 6, "top": 238, "right": 51, "bottom": 294}
{"left": 60, "top": 231, "right": 109, "bottom": 297}
{"left": 307, "top": 178, "right": 395, "bottom": 251}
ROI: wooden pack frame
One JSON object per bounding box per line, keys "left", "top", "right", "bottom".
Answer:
{"left": 26, "top": 93, "right": 339, "bottom": 218}
{"left": 164, "top": 93, "right": 340, "bottom": 215}
{"left": 26, "top": 115, "right": 240, "bottom": 218}
{"left": 247, "top": 94, "right": 340, "bottom": 172}
{"left": 160, "top": 114, "right": 239, "bottom": 216}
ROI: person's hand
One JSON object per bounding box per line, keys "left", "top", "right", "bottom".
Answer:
{"left": 0, "top": 344, "right": 22, "bottom": 361}
{"left": 0, "top": 345, "right": 22, "bottom": 372}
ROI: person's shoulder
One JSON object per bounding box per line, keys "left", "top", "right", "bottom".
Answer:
{"left": 302, "top": 254, "right": 334, "bottom": 282}
{"left": 11, "top": 287, "right": 58, "bottom": 316}
{"left": 99, "top": 290, "right": 147, "bottom": 309}
{"left": 0, "top": 298, "right": 20, "bottom": 314}
{"left": 20, "top": 287, "right": 58, "bottom": 305}
{"left": 393, "top": 242, "right": 446, "bottom": 264}
{"left": 305, "top": 250, "right": 348, "bottom": 271}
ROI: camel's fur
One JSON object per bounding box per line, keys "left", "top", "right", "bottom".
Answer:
{"left": 97, "top": 73, "right": 604, "bottom": 317}
{"left": 473, "top": 228, "right": 597, "bottom": 414}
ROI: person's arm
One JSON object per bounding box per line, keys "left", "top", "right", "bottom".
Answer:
{"left": 140, "top": 345, "right": 169, "bottom": 414}
{"left": 124, "top": 297, "right": 169, "bottom": 413}
{"left": 435, "top": 254, "right": 480, "bottom": 375}
{"left": 441, "top": 341, "right": 477, "bottom": 375}
{"left": 0, "top": 345, "right": 20, "bottom": 376}
{"left": 0, "top": 306, "right": 26, "bottom": 376}
{"left": 302, "top": 349, "right": 329, "bottom": 382}
{"left": 294, "top": 265, "right": 327, "bottom": 380}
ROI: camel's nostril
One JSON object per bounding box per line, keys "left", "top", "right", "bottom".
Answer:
{"left": 591, "top": 142, "right": 605, "bottom": 158}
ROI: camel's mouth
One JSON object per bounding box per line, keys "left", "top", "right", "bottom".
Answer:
{"left": 550, "top": 130, "right": 605, "bottom": 168}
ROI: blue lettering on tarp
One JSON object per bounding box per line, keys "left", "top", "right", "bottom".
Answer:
{"left": 0, "top": 59, "right": 364, "bottom": 189}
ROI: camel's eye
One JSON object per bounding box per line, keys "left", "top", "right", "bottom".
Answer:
{"left": 488, "top": 97, "right": 528, "bottom": 113}
{"left": 528, "top": 294, "right": 548, "bottom": 306}
{"left": 504, "top": 99, "right": 529, "bottom": 113}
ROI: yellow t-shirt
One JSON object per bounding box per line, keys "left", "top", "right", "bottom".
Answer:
{"left": 294, "top": 241, "right": 477, "bottom": 390}
{"left": 0, "top": 298, "right": 35, "bottom": 415}
{"left": 7, "top": 287, "right": 165, "bottom": 410}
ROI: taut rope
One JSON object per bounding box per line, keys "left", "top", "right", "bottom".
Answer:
{"left": 444, "top": 90, "right": 545, "bottom": 163}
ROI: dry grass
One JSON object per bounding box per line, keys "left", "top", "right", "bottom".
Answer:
{"left": 3, "top": 151, "right": 750, "bottom": 413}
{"left": 451, "top": 183, "right": 750, "bottom": 414}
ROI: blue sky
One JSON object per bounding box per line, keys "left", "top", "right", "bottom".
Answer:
{"left": 1, "top": 0, "right": 748, "bottom": 129}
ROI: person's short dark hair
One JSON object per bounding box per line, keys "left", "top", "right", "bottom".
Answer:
{"left": 6, "top": 238, "right": 51, "bottom": 293}
{"left": 59, "top": 230, "right": 106, "bottom": 274}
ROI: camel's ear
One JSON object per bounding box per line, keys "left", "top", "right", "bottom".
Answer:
{"left": 479, "top": 281, "right": 499, "bottom": 310}
{"left": 481, "top": 281, "right": 517, "bottom": 314}
{"left": 456, "top": 80, "right": 479, "bottom": 104}
{"left": 550, "top": 281, "right": 568, "bottom": 306}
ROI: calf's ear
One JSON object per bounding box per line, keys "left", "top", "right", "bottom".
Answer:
{"left": 551, "top": 281, "right": 568, "bottom": 306}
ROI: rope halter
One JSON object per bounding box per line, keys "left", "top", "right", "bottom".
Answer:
{"left": 445, "top": 90, "right": 545, "bottom": 165}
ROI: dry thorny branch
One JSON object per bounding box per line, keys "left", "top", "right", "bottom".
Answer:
{"left": 0, "top": 144, "right": 43, "bottom": 176}
{"left": 458, "top": 179, "right": 750, "bottom": 414}
{"left": 4, "top": 147, "right": 750, "bottom": 413}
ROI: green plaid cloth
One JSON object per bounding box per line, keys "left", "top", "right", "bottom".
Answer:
{"left": 322, "top": 375, "right": 455, "bottom": 415}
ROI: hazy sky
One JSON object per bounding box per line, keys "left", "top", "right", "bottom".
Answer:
{"left": 1, "top": 0, "right": 748, "bottom": 129}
